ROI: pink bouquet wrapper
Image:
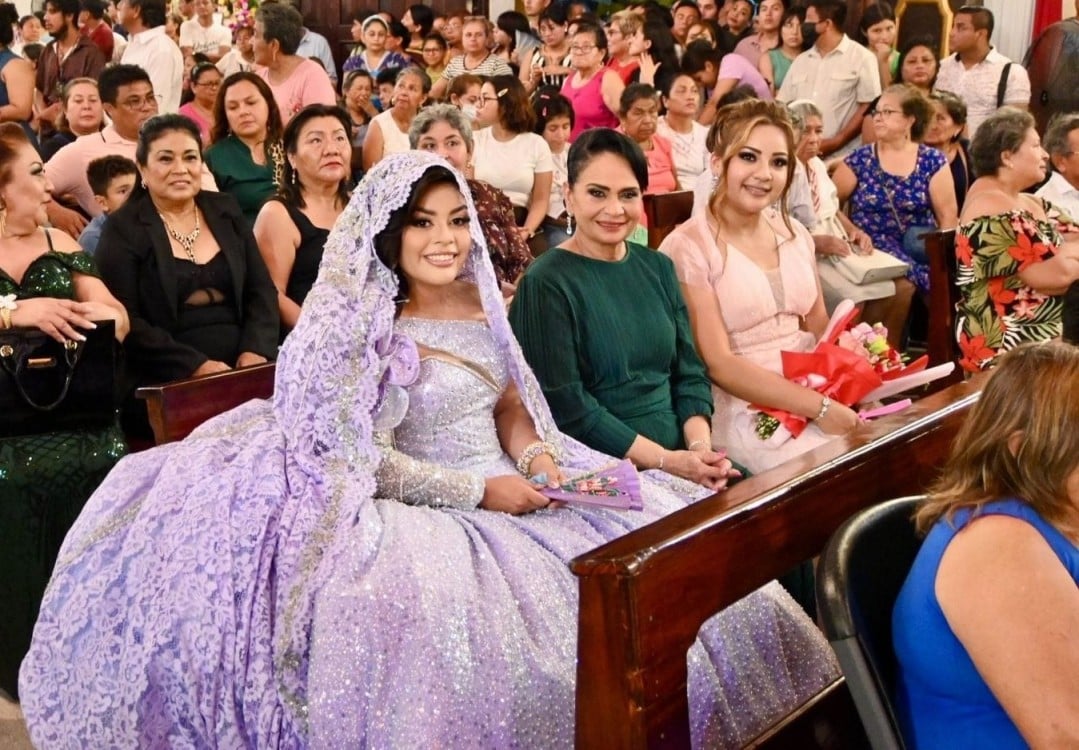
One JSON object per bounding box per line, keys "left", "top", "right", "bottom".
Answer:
{"left": 539, "top": 459, "right": 643, "bottom": 510}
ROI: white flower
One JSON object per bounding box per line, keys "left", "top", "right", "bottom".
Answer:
{"left": 0, "top": 293, "right": 16, "bottom": 311}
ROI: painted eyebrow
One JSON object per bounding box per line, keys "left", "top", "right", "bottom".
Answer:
{"left": 413, "top": 204, "right": 469, "bottom": 215}
{"left": 585, "top": 182, "right": 640, "bottom": 191}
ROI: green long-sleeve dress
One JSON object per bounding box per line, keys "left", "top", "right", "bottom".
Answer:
{"left": 0, "top": 250, "right": 126, "bottom": 699}
{"left": 509, "top": 242, "right": 714, "bottom": 457}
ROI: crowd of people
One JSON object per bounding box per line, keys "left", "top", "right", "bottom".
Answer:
{"left": 1, "top": 0, "right": 1078, "bottom": 746}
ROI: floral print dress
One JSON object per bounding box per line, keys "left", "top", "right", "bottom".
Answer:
{"left": 845, "top": 144, "right": 946, "bottom": 294}
{"left": 955, "top": 201, "right": 1077, "bottom": 372}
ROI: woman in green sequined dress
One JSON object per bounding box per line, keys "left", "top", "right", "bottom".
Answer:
{"left": 0, "top": 122, "right": 129, "bottom": 700}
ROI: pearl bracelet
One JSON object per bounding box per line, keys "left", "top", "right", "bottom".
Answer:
{"left": 814, "top": 396, "right": 831, "bottom": 421}
{"left": 516, "top": 440, "right": 560, "bottom": 477}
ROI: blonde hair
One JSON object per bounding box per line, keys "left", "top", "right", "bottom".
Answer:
{"left": 608, "top": 10, "right": 642, "bottom": 37}
{"left": 916, "top": 342, "right": 1079, "bottom": 535}
{"left": 707, "top": 98, "right": 796, "bottom": 235}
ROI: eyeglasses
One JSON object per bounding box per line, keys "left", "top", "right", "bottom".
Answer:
{"left": 195, "top": 79, "right": 221, "bottom": 88}
{"left": 119, "top": 95, "right": 158, "bottom": 110}
{"left": 480, "top": 95, "right": 499, "bottom": 105}
{"left": 871, "top": 108, "right": 902, "bottom": 118}
{"left": 570, "top": 44, "right": 597, "bottom": 53}
{"left": 422, "top": 46, "right": 443, "bottom": 53}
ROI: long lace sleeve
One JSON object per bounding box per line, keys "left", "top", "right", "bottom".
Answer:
{"left": 374, "top": 431, "right": 486, "bottom": 510}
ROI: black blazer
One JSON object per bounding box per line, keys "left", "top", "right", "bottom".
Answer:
{"left": 96, "top": 190, "right": 279, "bottom": 385}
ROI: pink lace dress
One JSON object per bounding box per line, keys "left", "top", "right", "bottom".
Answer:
{"left": 660, "top": 210, "right": 835, "bottom": 474}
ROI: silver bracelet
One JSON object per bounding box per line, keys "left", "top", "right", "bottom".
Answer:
{"left": 515, "top": 440, "right": 559, "bottom": 476}
{"left": 813, "top": 396, "right": 831, "bottom": 421}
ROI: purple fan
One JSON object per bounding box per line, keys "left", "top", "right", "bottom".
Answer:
{"left": 540, "top": 460, "right": 643, "bottom": 510}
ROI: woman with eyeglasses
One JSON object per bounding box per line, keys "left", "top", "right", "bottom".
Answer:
{"left": 473, "top": 75, "right": 553, "bottom": 255}
{"left": 560, "top": 20, "right": 623, "bottom": 141}
{"left": 179, "top": 61, "right": 222, "bottom": 145}
{"left": 420, "top": 32, "right": 447, "bottom": 86}
{"left": 832, "top": 84, "right": 957, "bottom": 346}
{"left": 429, "top": 17, "right": 512, "bottom": 101}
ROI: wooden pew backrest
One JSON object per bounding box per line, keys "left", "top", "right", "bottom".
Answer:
{"left": 135, "top": 362, "right": 276, "bottom": 445}
{"left": 571, "top": 374, "right": 986, "bottom": 749}
{"left": 924, "top": 228, "right": 963, "bottom": 389}
{"left": 643, "top": 191, "right": 694, "bottom": 249}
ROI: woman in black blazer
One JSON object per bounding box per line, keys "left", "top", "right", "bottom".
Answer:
{"left": 96, "top": 115, "right": 278, "bottom": 415}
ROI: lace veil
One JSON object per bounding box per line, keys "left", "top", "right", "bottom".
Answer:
{"left": 272, "top": 151, "right": 561, "bottom": 729}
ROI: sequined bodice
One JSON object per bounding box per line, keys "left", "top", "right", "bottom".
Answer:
{"left": 393, "top": 318, "right": 511, "bottom": 474}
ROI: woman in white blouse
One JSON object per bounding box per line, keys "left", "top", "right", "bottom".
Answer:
{"left": 472, "top": 75, "right": 553, "bottom": 255}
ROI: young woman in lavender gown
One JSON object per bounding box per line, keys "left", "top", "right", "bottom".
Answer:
{"left": 20, "top": 152, "right": 838, "bottom": 748}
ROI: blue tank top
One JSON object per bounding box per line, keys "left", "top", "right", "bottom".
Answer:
{"left": 892, "top": 498, "right": 1079, "bottom": 749}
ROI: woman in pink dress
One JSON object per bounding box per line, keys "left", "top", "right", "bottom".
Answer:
{"left": 618, "top": 83, "right": 679, "bottom": 194}
{"left": 252, "top": 3, "right": 336, "bottom": 124}
{"left": 178, "top": 61, "right": 220, "bottom": 145}
{"left": 660, "top": 100, "right": 860, "bottom": 475}
{"left": 560, "top": 20, "right": 623, "bottom": 141}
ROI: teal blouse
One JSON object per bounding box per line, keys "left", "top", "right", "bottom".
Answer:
{"left": 204, "top": 136, "right": 277, "bottom": 227}
{"left": 509, "top": 243, "right": 714, "bottom": 457}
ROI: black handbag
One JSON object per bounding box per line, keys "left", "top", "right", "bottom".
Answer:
{"left": 0, "top": 320, "right": 118, "bottom": 438}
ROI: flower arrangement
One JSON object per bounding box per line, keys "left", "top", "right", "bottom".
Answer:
{"left": 751, "top": 300, "right": 952, "bottom": 443}
{"left": 226, "top": 0, "right": 257, "bottom": 32}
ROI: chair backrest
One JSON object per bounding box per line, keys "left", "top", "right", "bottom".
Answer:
{"left": 924, "top": 229, "right": 964, "bottom": 388}
{"left": 135, "top": 362, "right": 276, "bottom": 445}
{"left": 643, "top": 190, "right": 694, "bottom": 248}
{"left": 816, "top": 495, "right": 924, "bottom": 750}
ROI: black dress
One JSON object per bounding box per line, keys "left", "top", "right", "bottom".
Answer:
{"left": 276, "top": 198, "right": 329, "bottom": 308}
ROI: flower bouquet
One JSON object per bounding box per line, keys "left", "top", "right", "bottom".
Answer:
{"left": 751, "top": 300, "right": 955, "bottom": 443}
{"left": 533, "top": 459, "right": 643, "bottom": 510}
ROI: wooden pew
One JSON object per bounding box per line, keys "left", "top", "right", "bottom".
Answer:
{"left": 571, "top": 374, "right": 986, "bottom": 749}
{"left": 924, "top": 229, "right": 963, "bottom": 388}
{"left": 135, "top": 362, "right": 276, "bottom": 445}
{"left": 643, "top": 191, "right": 695, "bottom": 249}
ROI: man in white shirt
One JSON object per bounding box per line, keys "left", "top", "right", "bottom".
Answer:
{"left": 1036, "top": 113, "right": 1079, "bottom": 222}
{"left": 776, "top": 0, "right": 879, "bottom": 157}
{"left": 118, "top": 0, "right": 183, "bottom": 112}
{"left": 934, "top": 6, "right": 1031, "bottom": 138}
{"left": 179, "top": 0, "right": 231, "bottom": 64}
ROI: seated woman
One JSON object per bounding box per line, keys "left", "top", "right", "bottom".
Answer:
{"left": 177, "top": 61, "right": 221, "bottom": 146}
{"left": 657, "top": 73, "right": 709, "bottom": 190}
{"left": 204, "top": 72, "right": 285, "bottom": 228}
{"left": 619, "top": 82, "right": 679, "bottom": 195}
{"left": 95, "top": 115, "right": 279, "bottom": 427}
{"left": 833, "top": 84, "right": 957, "bottom": 346}
{"left": 472, "top": 75, "right": 553, "bottom": 255}
{"left": 860, "top": 37, "right": 939, "bottom": 146}
{"left": 0, "top": 122, "right": 128, "bottom": 700}
{"left": 341, "top": 70, "right": 376, "bottom": 180}
{"left": 409, "top": 103, "right": 533, "bottom": 287}
{"left": 39, "top": 77, "right": 103, "bottom": 161}
{"left": 923, "top": 91, "right": 973, "bottom": 213}
{"left": 254, "top": 105, "right": 351, "bottom": 335}
{"left": 21, "top": 152, "right": 840, "bottom": 748}
{"left": 893, "top": 341, "right": 1079, "bottom": 749}
{"left": 560, "top": 21, "right": 623, "bottom": 141}
{"left": 363, "top": 66, "right": 430, "bottom": 171}
{"left": 955, "top": 108, "right": 1079, "bottom": 372}
{"left": 660, "top": 100, "right": 860, "bottom": 475}
{"left": 520, "top": 5, "right": 572, "bottom": 93}
{"left": 788, "top": 99, "right": 897, "bottom": 313}
{"left": 510, "top": 129, "right": 737, "bottom": 489}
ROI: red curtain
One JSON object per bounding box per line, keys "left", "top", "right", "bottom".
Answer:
{"left": 1032, "top": 0, "right": 1064, "bottom": 41}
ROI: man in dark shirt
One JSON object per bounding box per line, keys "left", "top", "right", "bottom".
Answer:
{"left": 36, "top": 0, "right": 106, "bottom": 135}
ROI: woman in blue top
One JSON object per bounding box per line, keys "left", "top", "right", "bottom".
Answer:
{"left": 892, "top": 341, "right": 1079, "bottom": 749}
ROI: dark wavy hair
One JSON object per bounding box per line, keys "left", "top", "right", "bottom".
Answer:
{"left": 210, "top": 71, "right": 284, "bottom": 149}
{"left": 374, "top": 164, "right": 462, "bottom": 308}
{"left": 532, "top": 88, "right": 575, "bottom": 134}
{"left": 896, "top": 36, "right": 939, "bottom": 88}
{"left": 486, "top": 75, "right": 534, "bottom": 134}
{"left": 276, "top": 104, "right": 352, "bottom": 210}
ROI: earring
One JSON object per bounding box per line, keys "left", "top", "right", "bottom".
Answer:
{"left": 0, "top": 208, "right": 6, "bottom": 238}
{"left": 291, "top": 170, "right": 297, "bottom": 185}
{"left": 566, "top": 212, "right": 573, "bottom": 235}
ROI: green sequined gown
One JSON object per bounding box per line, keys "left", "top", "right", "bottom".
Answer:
{"left": 0, "top": 250, "right": 126, "bottom": 699}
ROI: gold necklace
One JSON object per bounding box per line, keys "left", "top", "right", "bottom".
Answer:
{"left": 161, "top": 210, "right": 201, "bottom": 262}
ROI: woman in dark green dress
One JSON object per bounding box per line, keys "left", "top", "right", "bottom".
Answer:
{"left": 510, "top": 128, "right": 739, "bottom": 491}
{"left": 0, "top": 122, "right": 129, "bottom": 699}
{"left": 204, "top": 72, "right": 285, "bottom": 227}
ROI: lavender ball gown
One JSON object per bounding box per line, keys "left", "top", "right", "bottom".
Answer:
{"left": 19, "top": 153, "right": 837, "bottom": 748}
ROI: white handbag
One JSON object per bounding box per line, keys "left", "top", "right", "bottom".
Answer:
{"left": 829, "top": 250, "right": 909, "bottom": 285}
